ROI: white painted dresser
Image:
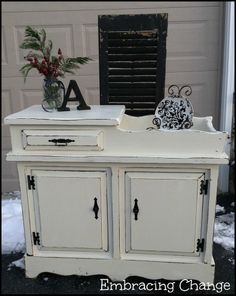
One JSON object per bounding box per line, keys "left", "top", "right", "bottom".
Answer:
{"left": 4, "top": 105, "right": 228, "bottom": 282}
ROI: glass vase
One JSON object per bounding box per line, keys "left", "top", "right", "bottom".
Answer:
{"left": 42, "top": 78, "right": 65, "bottom": 112}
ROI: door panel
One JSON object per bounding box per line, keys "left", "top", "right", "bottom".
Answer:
{"left": 125, "top": 171, "right": 205, "bottom": 255}
{"left": 29, "top": 169, "right": 108, "bottom": 254}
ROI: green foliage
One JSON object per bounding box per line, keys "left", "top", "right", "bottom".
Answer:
{"left": 19, "top": 26, "right": 92, "bottom": 82}
{"left": 20, "top": 64, "right": 34, "bottom": 82}
{"left": 60, "top": 57, "right": 92, "bottom": 75}
{"left": 20, "top": 26, "right": 46, "bottom": 52}
{"left": 25, "top": 26, "right": 41, "bottom": 41}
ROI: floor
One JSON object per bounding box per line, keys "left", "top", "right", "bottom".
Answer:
{"left": 1, "top": 243, "right": 234, "bottom": 294}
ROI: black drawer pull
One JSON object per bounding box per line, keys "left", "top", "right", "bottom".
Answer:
{"left": 133, "top": 198, "right": 139, "bottom": 220}
{"left": 93, "top": 197, "right": 99, "bottom": 219}
{"left": 48, "top": 138, "right": 75, "bottom": 146}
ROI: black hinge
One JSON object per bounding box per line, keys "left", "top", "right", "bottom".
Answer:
{"left": 200, "top": 180, "right": 208, "bottom": 195}
{"left": 196, "top": 238, "right": 205, "bottom": 252}
{"left": 32, "top": 232, "right": 40, "bottom": 245}
{"left": 27, "top": 175, "right": 35, "bottom": 190}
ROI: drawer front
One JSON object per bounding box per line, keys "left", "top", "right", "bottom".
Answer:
{"left": 22, "top": 130, "right": 104, "bottom": 151}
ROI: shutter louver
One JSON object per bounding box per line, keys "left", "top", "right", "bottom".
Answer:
{"left": 99, "top": 14, "right": 168, "bottom": 116}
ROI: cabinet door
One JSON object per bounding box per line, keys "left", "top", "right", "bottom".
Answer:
{"left": 123, "top": 171, "right": 206, "bottom": 257}
{"left": 27, "top": 169, "right": 109, "bottom": 257}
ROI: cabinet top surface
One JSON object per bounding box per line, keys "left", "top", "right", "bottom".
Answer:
{"left": 4, "top": 105, "right": 126, "bottom": 126}
{"left": 4, "top": 106, "right": 229, "bottom": 163}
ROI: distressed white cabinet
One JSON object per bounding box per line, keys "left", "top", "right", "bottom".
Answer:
{"left": 5, "top": 105, "right": 228, "bottom": 283}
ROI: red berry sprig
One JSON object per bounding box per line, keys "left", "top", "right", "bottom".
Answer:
{"left": 24, "top": 48, "right": 64, "bottom": 78}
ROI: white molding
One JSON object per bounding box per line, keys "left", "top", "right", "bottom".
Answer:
{"left": 219, "top": 1, "right": 235, "bottom": 192}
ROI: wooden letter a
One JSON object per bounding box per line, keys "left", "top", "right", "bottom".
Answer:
{"left": 58, "top": 80, "right": 91, "bottom": 111}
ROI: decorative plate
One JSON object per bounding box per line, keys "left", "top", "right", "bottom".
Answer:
{"left": 153, "top": 85, "right": 194, "bottom": 130}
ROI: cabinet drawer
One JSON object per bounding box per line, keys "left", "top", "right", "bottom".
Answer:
{"left": 22, "top": 130, "right": 104, "bottom": 151}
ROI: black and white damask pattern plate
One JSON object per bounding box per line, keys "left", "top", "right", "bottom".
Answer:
{"left": 153, "top": 96, "right": 194, "bottom": 130}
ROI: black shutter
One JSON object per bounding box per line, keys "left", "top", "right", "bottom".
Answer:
{"left": 99, "top": 14, "right": 168, "bottom": 116}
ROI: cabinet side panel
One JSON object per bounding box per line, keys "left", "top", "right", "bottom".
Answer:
{"left": 17, "top": 164, "right": 33, "bottom": 255}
